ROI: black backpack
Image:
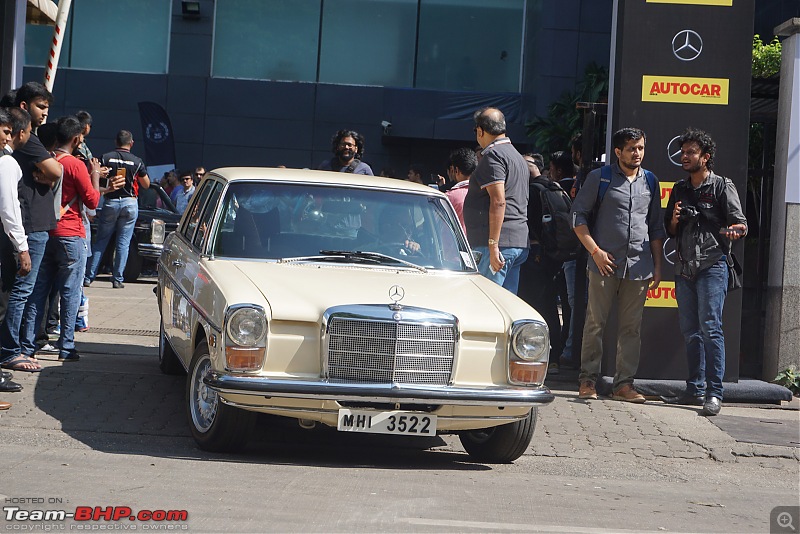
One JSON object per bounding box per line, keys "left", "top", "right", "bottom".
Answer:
{"left": 530, "top": 179, "right": 581, "bottom": 263}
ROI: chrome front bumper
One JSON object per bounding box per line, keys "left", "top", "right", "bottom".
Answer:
{"left": 205, "top": 374, "right": 554, "bottom": 407}
{"left": 139, "top": 243, "right": 164, "bottom": 259}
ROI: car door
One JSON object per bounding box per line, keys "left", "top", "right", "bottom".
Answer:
{"left": 161, "top": 180, "right": 221, "bottom": 361}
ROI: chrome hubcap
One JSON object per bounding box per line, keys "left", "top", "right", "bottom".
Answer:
{"left": 191, "top": 356, "right": 217, "bottom": 432}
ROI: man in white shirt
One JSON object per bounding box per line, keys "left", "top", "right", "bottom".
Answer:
{"left": 0, "top": 108, "right": 33, "bottom": 304}
{"left": 0, "top": 107, "right": 34, "bottom": 402}
{"left": 173, "top": 170, "right": 195, "bottom": 214}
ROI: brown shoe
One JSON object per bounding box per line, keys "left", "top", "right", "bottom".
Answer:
{"left": 612, "top": 384, "right": 646, "bottom": 403}
{"left": 0, "top": 401, "right": 11, "bottom": 410}
{"left": 579, "top": 380, "right": 598, "bottom": 400}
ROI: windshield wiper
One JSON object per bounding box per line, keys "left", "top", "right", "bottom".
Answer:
{"left": 279, "top": 250, "right": 427, "bottom": 273}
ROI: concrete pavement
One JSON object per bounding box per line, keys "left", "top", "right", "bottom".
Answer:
{"left": 0, "top": 276, "right": 797, "bottom": 465}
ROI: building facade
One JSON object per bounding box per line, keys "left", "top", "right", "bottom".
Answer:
{"left": 18, "top": 0, "right": 614, "bottom": 175}
{"left": 10, "top": 1, "right": 799, "bottom": 175}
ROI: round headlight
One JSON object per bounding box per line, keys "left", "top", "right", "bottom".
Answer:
{"left": 226, "top": 308, "right": 266, "bottom": 347}
{"left": 512, "top": 321, "right": 549, "bottom": 362}
{"left": 151, "top": 219, "right": 166, "bottom": 244}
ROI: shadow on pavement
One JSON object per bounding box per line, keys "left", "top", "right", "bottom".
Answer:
{"left": 24, "top": 342, "right": 490, "bottom": 471}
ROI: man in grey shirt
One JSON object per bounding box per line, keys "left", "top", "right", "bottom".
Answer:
{"left": 570, "top": 128, "right": 665, "bottom": 402}
{"left": 463, "top": 107, "right": 529, "bottom": 294}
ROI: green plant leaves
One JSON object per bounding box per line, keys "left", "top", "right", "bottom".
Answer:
{"left": 525, "top": 62, "right": 609, "bottom": 157}
{"left": 752, "top": 34, "right": 782, "bottom": 79}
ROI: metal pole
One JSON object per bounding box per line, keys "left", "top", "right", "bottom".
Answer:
{"left": 42, "top": 0, "right": 73, "bottom": 93}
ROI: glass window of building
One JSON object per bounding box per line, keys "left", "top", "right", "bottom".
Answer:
{"left": 416, "top": 0, "right": 525, "bottom": 92}
{"left": 25, "top": 20, "right": 71, "bottom": 68}
{"left": 318, "top": 0, "right": 417, "bottom": 87}
{"left": 24, "top": 0, "right": 170, "bottom": 73}
{"left": 213, "top": 0, "right": 321, "bottom": 81}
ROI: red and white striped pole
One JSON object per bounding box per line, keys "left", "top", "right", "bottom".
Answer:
{"left": 42, "top": 0, "right": 73, "bottom": 94}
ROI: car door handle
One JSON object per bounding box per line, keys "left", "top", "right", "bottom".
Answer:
{"left": 171, "top": 260, "right": 184, "bottom": 268}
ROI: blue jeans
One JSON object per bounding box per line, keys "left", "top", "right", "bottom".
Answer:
{"left": 561, "top": 260, "right": 588, "bottom": 361}
{"left": 0, "top": 231, "right": 49, "bottom": 362}
{"left": 675, "top": 258, "right": 729, "bottom": 400}
{"left": 21, "top": 236, "right": 88, "bottom": 358}
{"left": 85, "top": 197, "right": 138, "bottom": 284}
{"left": 474, "top": 245, "right": 529, "bottom": 295}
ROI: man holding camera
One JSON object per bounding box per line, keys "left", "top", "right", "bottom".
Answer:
{"left": 664, "top": 128, "right": 747, "bottom": 416}
{"left": 84, "top": 130, "right": 150, "bottom": 289}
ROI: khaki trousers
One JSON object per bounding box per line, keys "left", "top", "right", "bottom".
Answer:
{"left": 578, "top": 270, "right": 650, "bottom": 390}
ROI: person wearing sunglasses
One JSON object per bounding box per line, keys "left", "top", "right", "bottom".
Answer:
{"left": 173, "top": 171, "right": 196, "bottom": 215}
{"left": 192, "top": 167, "right": 206, "bottom": 186}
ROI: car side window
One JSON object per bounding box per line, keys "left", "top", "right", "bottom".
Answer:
{"left": 181, "top": 182, "right": 215, "bottom": 244}
{"left": 193, "top": 182, "right": 222, "bottom": 249}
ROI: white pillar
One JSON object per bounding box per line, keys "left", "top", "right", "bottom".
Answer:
{"left": 764, "top": 18, "right": 800, "bottom": 380}
{"left": 42, "top": 0, "right": 72, "bottom": 93}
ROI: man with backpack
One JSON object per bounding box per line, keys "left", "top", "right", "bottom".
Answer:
{"left": 518, "top": 152, "right": 581, "bottom": 374}
{"left": 570, "top": 128, "right": 665, "bottom": 402}
{"left": 20, "top": 116, "right": 105, "bottom": 363}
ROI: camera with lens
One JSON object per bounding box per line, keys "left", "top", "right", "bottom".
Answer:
{"left": 679, "top": 205, "right": 699, "bottom": 221}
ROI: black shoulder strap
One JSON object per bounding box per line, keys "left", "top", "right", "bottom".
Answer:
{"left": 344, "top": 159, "right": 360, "bottom": 173}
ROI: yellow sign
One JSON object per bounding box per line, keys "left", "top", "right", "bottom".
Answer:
{"left": 660, "top": 181, "right": 675, "bottom": 208}
{"left": 646, "top": 0, "right": 732, "bottom": 5}
{"left": 642, "top": 75, "right": 729, "bottom": 105}
{"left": 646, "top": 281, "right": 678, "bottom": 308}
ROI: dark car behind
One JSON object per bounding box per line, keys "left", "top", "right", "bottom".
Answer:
{"left": 92, "top": 184, "right": 182, "bottom": 281}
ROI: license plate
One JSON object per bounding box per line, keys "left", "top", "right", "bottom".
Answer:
{"left": 337, "top": 409, "right": 437, "bottom": 437}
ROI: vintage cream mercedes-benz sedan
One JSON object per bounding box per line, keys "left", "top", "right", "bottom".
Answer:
{"left": 157, "top": 167, "right": 554, "bottom": 463}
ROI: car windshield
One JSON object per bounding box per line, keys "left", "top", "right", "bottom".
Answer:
{"left": 210, "top": 181, "right": 475, "bottom": 272}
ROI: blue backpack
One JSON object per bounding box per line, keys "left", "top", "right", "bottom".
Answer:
{"left": 592, "top": 165, "right": 658, "bottom": 226}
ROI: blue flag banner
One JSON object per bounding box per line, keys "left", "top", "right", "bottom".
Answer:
{"left": 137, "top": 101, "right": 176, "bottom": 167}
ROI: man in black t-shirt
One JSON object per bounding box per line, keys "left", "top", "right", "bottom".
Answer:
{"left": 0, "top": 82, "right": 63, "bottom": 372}
{"left": 84, "top": 130, "right": 150, "bottom": 289}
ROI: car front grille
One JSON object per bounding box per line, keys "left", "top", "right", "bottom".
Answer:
{"left": 326, "top": 315, "right": 456, "bottom": 386}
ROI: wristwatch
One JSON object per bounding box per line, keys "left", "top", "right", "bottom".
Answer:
{"left": 488, "top": 239, "right": 499, "bottom": 246}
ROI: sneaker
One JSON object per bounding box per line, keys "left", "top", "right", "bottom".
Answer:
{"left": 661, "top": 392, "right": 705, "bottom": 406}
{"left": 578, "top": 380, "right": 598, "bottom": 400}
{"left": 612, "top": 384, "right": 646, "bottom": 403}
{"left": 47, "top": 325, "right": 61, "bottom": 336}
{"left": 548, "top": 362, "right": 560, "bottom": 375}
{"left": 112, "top": 280, "right": 124, "bottom": 289}
{"left": 58, "top": 351, "right": 80, "bottom": 362}
{"left": 37, "top": 343, "right": 59, "bottom": 355}
{"left": 83, "top": 280, "right": 91, "bottom": 287}
{"left": 701, "top": 396, "right": 721, "bottom": 416}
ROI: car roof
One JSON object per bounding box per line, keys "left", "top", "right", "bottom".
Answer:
{"left": 208, "top": 167, "right": 445, "bottom": 196}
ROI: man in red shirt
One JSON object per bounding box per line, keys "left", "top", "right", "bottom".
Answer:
{"left": 444, "top": 147, "right": 477, "bottom": 234}
{"left": 19, "top": 116, "right": 107, "bottom": 362}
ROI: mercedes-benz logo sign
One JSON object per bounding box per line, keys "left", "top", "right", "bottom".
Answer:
{"left": 672, "top": 29, "right": 703, "bottom": 62}
{"left": 388, "top": 285, "right": 405, "bottom": 303}
{"left": 663, "top": 238, "right": 676, "bottom": 265}
{"left": 667, "top": 135, "right": 683, "bottom": 166}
